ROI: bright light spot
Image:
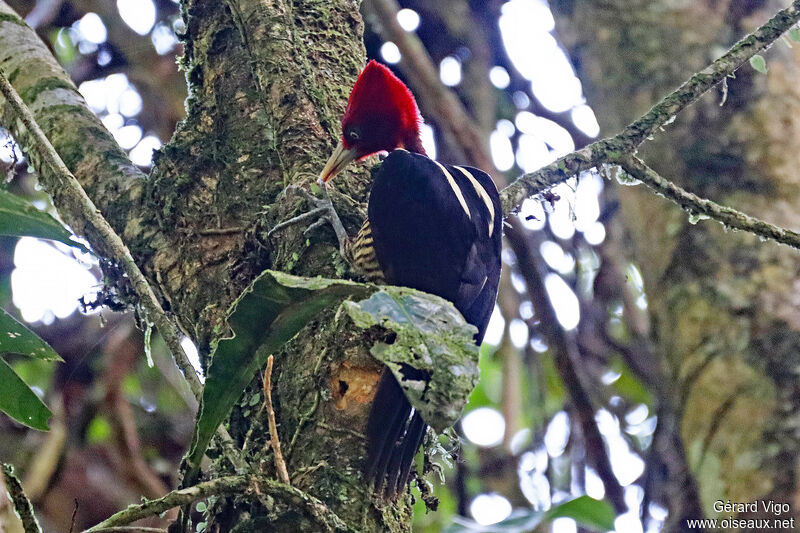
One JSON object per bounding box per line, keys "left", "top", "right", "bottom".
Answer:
{"left": 544, "top": 274, "right": 579, "bottom": 330}
{"left": 510, "top": 272, "right": 526, "bottom": 293}
{"left": 512, "top": 91, "right": 530, "bottom": 109}
{"left": 483, "top": 305, "right": 505, "bottom": 346}
{"left": 586, "top": 467, "right": 606, "bottom": 500}
{"left": 519, "top": 199, "right": 545, "bottom": 230}
{"left": 519, "top": 300, "right": 533, "bottom": 319}
{"left": 544, "top": 411, "right": 570, "bottom": 457}
{"left": 380, "top": 42, "right": 401, "bottom": 64}
{"left": 584, "top": 221, "right": 606, "bottom": 245}
{"left": 489, "top": 66, "right": 510, "bottom": 88}
{"left": 615, "top": 512, "right": 644, "bottom": 533}
{"left": 509, "top": 318, "right": 528, "bottom": 348}
{"left": 439, "top": 56, "right": 462, "bottom": 86}
{"left": 129, "top": 135, "right": 162, "bottom": 166}
{"left": 601, "top": 369, "right": 621, "bottom": 385}
{"left": 596, "top": 409, "right": 646, "bottom": 485}
{"left": 548, "top": 192, "right": 576, "bottom": 240}
{"left": 97, "top": 49, "right": 112, "bottom": 67}
{"left": 490, "top": 130, "right": 514, "bottom": 171}
{"left": 520, "top": 466, "right": 551, "bottom": 507}
{"left": 470, "top": 493, "right": 512, "bottom": 525}
{"left": 540, "top": 240, "right": 575, "bottom": 274}
{"left": 114, "top": 124, "right": 143, "bottom": 150}
{"left": 117, "top": 0, "right": 156, "bottom": 35}
{"left": 78, "top": 13, "right": 107, "bottom": 44}
{"left": 510, "top": 428, "right": 531, "bottom": 454}
{"left": 626, "top": 404, "right": 649, "bottom": 426}
{"left": 496, "top": 119, "right": 516, "bottom": 137}
{"left": 572, "top": 104, "right": 600, "bottom": 137}
{"left": 626, "top": 263, "right": 645, "bottom": 293}
{"left": 500, "top": 1, "right": 583, "bottom": 112}
{"left": 500, "top": 0, "right": 555, "bottom": 33}
{"left": 516, "top": 112, "right": 575, "bottom": 156}
{"left": 78, "top": 41, "right": 98, "bottom": 55}
{"left": 181, "top": 337, "right": 204, "bottom": 382}
{"left": 103, "top": 73, "right": 131, "bottom": 114}
{"left": 574, "top": 172, "right": 602, "bottom": 231}
{"left": 78, "top": 79, "right": 107, "bottom": 113}
{"left": 516, "top": 134, "right": 551, "bottom": 172}
{"left": 12, "top": 238, "right": 99, "bottom": 324}
{"left": 625, "top": 484, "right": 644, "bottom": 511}
{"left": 462, "top": 407, "right": 505, "bottom": 447}
{"left": 552, "top": 517, "right": 577, "bottom": 533}
{"left": 532, "top": 67, "right": 583, "bottom": 113}
{"left": 649, "top": 503, "right": 668, "bottom": 521}
{"left": 0, "top": 132, "right": 23, "bottom": 164}
{"left": 119, "top": 88, "right": 143, "bottom": 117}
{"left": 101, "top": 113, "right": 124, "bottom": 133}
{"left": 152, "top": 22, "right": 179, "bottom": 55}
{"left": 420, "top": 123, "right": 437, "bottom": 160}
{"left": 396, "top": 8, "right": 420, "bottom": 32}
{"left": 529, "top": 335, "right": 547, "bottom": 353}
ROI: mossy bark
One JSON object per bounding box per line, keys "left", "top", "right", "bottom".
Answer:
{"left": 553, "top": 0, "right": 800, "bottom": 529}
{"left": 0, "top": 0, "right": 418, "bottom": 530}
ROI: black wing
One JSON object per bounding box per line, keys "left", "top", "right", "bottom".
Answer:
{"left": 363, "top": 150, "right": 502, "bottom": 497}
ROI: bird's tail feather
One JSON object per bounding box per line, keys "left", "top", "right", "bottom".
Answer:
{"left": 364, "top": 369, "right": 427, "bottom": 499}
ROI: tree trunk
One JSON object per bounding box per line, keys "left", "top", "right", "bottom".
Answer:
{"left": 553, "top": 0, "right": 800, "bottom": 529}
{"left": 1, "top": 0, "right": 418, "bottom": 530}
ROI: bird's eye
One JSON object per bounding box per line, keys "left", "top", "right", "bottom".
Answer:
{"left": 347, "top": 129, "right": 360, "bottom": 141}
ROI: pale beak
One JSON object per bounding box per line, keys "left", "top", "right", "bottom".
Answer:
{"left": 319, "top": 141, "right": 358, "bottom": 185}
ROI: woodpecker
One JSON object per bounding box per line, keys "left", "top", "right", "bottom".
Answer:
{"left": 319, "top": 60, "right": 502, "bottom": 498}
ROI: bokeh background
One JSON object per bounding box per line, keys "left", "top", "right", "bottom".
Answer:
{"left": 2, "top": 0, "right": 795, "bottom": 531}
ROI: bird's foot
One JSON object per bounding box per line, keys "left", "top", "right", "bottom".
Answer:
{"left": 268, "top": 184, "right": 350, "bottom": 257}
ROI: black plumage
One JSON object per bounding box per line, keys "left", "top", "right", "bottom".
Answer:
{"left": 356, "top": 149, "right": 502, "bottom": 498}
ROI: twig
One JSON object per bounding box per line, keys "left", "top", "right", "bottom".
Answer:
{"left": 197, "top": 226, "right": 243, "bottom": 236}
{"left": 499, "top": 0, "right": 800, "bottom": 214}
{"left": 1, "top": 463, "right": 42, "bottom": 533}
{"left": 0, "top": 69, "right": 245, "bottom": 474}
{"left": 263, "top": 355, "right": 291, "bottom": 484}
{"left": 82, "top": 475, "right": 352, "bottom": 533}
{"left": 614, "top": 155, "right": 800, "bottom": 250}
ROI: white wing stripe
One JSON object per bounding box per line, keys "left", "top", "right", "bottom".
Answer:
{"left": 433, "top": 160, "right": 472, "bottom": 219}
{"left": 454, "top": 166, "right": 495, "bottom": 236}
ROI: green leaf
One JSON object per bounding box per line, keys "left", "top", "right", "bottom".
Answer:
{"left": 546, "top": 496, "right": 616, "bottom": 531}
{"left": 0, "top": 357, "right": 51, "bottom": 430}
{"left": 86, "top": 415, "right": 112, "bottom": 444}
{"left": 185, "top": 270, "right": 374, "bottom": 482}
{"left": 343, "top": 288, "right": 479, "bottom": 431}
{"left": 788, "top": 27, "right": 800, "bottom": 42}
{"left": 749, "top": 54, "right": 768, "bottom": 74}
{"left": 0, "top": 308, "right": 61, "bottom": 362}
{"left": 608, "top": 356, "right": 652, "bottom": 406}
{"left": 0, "top": 188, "right": 88, "bottom": 252}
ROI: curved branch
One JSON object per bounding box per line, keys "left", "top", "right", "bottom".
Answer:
{"left": 499, "top": 0, "right": 800, "bottom": 214}
{"left": 0, "top": 3, "right": 145, "bottom": 235}
{"left": 0, "top": 68, "right": 245, "bottom": 474}
{"left": 2, "top": 463, "right": 41, "bottom": 533}
{"left": 614, "top": 155, "right": 800, "bottom": 250}
{"left": 83, "top": 475, "right": 353, "bottom": 533}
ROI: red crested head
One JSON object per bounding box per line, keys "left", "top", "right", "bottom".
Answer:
{"left": 320, "top": 61, "right": 425, "bottom": 183}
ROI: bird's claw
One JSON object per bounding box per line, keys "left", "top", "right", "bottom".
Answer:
{"left": 269, "top": 185, "right": 350, "bottom": 257}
